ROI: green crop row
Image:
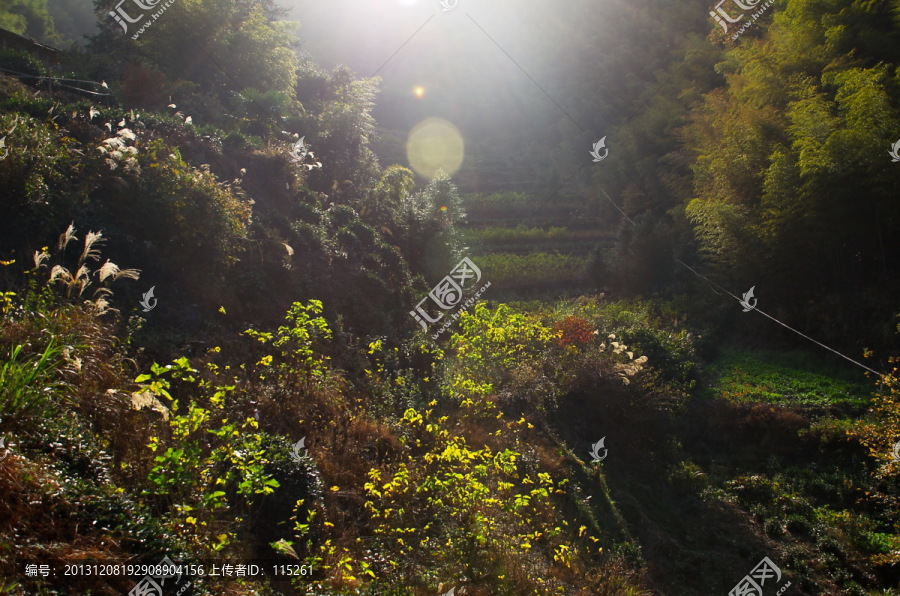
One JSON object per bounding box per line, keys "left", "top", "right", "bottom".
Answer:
{"left": 464, "top": 225, "right": 569, "bottom": 244}
{"left": 477, "top": 252, "right": 590, "bottom": 287}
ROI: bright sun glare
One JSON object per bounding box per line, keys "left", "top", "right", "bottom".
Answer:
{"left": 406, "top": 117, "right": 465, "bottom": 180}
{"left": 413, "top": 85, "right": 426, "bottom": 99}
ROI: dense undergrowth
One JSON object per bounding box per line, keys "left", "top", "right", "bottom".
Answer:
{"left": 1, "top": 0, "right": 900, "bottom": 591}
{"left": 2, "top": 245, "right": 899, "bottom": 594}
{"left": 0, "top": 246, "right": 681, "bottom": 593}
{"left": 0, "top": 99, "right": 896, "bottom": 589}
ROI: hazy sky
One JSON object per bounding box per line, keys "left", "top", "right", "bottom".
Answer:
{"left": 281, "top": 0, "right": 543, "bottom": 76}
{"left": 54, "top": 0, "right": 619, "bottom": 184}
{"left": 280, "top": 0, "right": 587, "bottom": 182}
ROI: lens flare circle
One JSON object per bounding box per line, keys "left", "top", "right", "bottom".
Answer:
{"left": 405, "top": 117, "right": 464, "bottom": 180}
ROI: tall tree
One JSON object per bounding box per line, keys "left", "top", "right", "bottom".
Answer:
{"left": 0, "top": 0, "right": 56, "bottom": 41}
{"left": 91, "top": 0, "right": 299, "bottom": 110}
{"left": 683, "top": 0, "right": 900, "bottom": 344}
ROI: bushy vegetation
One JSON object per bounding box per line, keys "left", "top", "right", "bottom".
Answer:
{"left": 1, "top": 245, "right": 690, "bottom": 593}
{"left": 1, "top": 0, "right": 899, "bottom": 593}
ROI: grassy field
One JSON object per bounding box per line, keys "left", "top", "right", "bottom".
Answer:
{"left": 461, "top": 191, "right": 601, "bottom": 229}
{"left": 476, "top": 251, "right": 590, "bottom": 292}
{"left": 463, "top": 225, "right": 612, "bottom": 255}
{"left": 462, "top": 191, "right": 608, "bottom": 298}
{"left": 707, "top": 348, "right": 872, "bottom": 412}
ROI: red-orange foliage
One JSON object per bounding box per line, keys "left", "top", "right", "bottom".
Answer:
{"left": 553, "top": 315, "right": 594, "bottom": 347}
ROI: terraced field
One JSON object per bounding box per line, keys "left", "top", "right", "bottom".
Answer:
{"left": 461, "top": 191, "right": 614, "bottom": 298}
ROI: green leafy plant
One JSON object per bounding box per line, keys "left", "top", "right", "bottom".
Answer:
{"left": 137, "top": 356, "right": 282, "bottom": 553}
{"left": 243, "top": 299, "right": 333, "bottom": 390}
{"left": 0, "top": 341, "right": 66, "bottom": 422}
{"left": 362, "top": 405, "right": 590, "bottom": 591}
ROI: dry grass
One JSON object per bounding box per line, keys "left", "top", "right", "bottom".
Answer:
{"left": 36, "top": 224, "right": 140, "bottom": 312}
{"left": 0, "top": 453, "right": 135, "bottom": 595}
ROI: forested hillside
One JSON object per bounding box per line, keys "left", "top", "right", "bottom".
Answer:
{"left": 0, "top": 0, "right": 898, "bottom": 594}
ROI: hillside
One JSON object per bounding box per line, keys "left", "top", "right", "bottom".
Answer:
{"left": 0, "top": 0, "right": 899, "bottom": 595}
